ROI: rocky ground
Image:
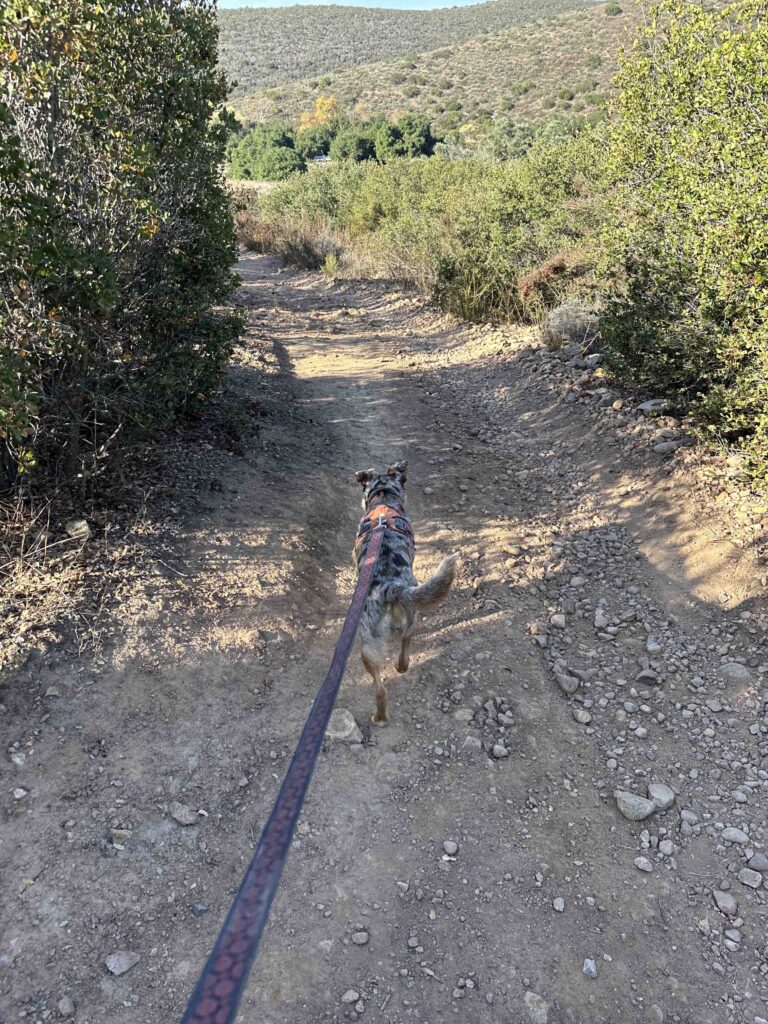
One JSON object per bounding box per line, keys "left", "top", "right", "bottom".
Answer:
{"left": 1, "top": 253, "right": 767, "bottom": 1024}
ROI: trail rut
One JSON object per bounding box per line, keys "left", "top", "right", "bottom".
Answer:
{"left": 2, "top": 254, "right": 767, "bottom": 1024}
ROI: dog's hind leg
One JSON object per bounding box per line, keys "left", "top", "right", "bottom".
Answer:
{"left": 396, "top": 633, "right": 411, "bottom": 674}
{"left": 362, "top": 650, "right": 388, "bottom": 726}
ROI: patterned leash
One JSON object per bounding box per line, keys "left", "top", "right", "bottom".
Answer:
{"left": 181, "top": 525, "right": 384, "bottom": 1024}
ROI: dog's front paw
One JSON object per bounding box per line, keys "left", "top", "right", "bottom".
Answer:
{"left": 371, "top": 714, "right": 389, "bottom": 728}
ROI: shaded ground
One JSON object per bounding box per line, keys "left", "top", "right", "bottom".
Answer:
{"left": 1, "top": 253, "right": 767, "bottom": 1024}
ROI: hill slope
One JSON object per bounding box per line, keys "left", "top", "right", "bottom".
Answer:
{"left": 233, "top": 2, "right": 642, "bottom": 130}
{"left": 219, "top": 0, "right": 594, "bottom": 98}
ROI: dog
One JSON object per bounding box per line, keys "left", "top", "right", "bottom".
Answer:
{"left": 353, "top": 461, "right": 459, "bottom": 726}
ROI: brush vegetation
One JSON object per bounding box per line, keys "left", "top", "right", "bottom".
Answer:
{"left": 243, "top": 0, "right": 768, "bottom": 481}
{"left": 219, "top": 0, "right": 593, "bottom": 99}
{"left": 233, "top": 3, "right": 641, "bottom": 135}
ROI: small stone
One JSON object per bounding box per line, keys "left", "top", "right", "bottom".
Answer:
{"left": 747, "top": 852, "right": 768, "bottom": 873}
{"left": 648, "top": 783, "right": 675, "bottom": 811}
{"left": 57, "top": 996, "right": 75, "bottom": 1017}
{"left": 555, "top": 672, "right": 580, "bottom": 695}
{"left": 65, "top": 518, "right": 91, "bottom": 541}
{"left": 594, "top": 608, "right": 609, "bottom": 629}
{"left": 192, "top": 903, "right": 208, "bottom": 917}
{"left": 659, "top": 840, "right": 675, "bottom": 857}
{"left": 550, "top": 613, "right": 566, "bottom": 629}
{"left": 573, "top": 708, "right": 592, "bottom": 725}
{"left": 443, "top": 840, "right": 459, "bottom": 856}
{"left": 523, "top": 990, "right": 549, "bottom": 1023}
{"left": 720, "top": 662, "right": 752, "bottom": 684}
{"left": 326, "top": 709, "right": 363, "bottom": 743}
{"left": 352, "top": 931, "right": 369, "bottom": 945}
{"left": 341, "top": 990, "right": 360, "bottom": 1004}
{"left": 638, "top": 399, "right": 671, "bottom": 417}
{"left": 169, "top": 801, "right": 198, "bottom": 826}
{"left": 45, "top": 686, "right": 61, "bottom": 698}
{"left": 738, "top": 868, "right": 763, "bottom": 889}
{"left": 582, "top": 958, "right": 598, "bottom": 979}
{"left": 722, "top": 826, "right": 749, "bottom": 844}
{"left": 492, "top": 743, "right": 509, "bottom": 759}
{"left": 553, "top": 897, "right": 565, "bottom": 912}
{"left": 13, "top": 788, "right": 27, "bottom": 800}
{"left": 634, "top": 856, "right": 653, "bottom": 873}
{"left": 105, "top": 950, "right": 140, "bottom": 975}
{"left": 615, "top": 790, "right": 656, "bottom": 821}
{"left": 713, "top": 890, "right": 738, "bottom": 916}
{"left": 462, "top": 735, "right": 482, "bottom": 751}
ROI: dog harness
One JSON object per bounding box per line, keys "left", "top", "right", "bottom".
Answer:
{"left": 357, "top": 503, "right": 413, "bottom": 544}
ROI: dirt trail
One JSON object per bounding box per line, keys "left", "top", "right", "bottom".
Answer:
{"left": 2, "top": 254, "right": 767, "bottom": 1024}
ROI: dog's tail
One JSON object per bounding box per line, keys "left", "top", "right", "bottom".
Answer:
{"left": 383, "top": 552, "right": 460, "bottom": 610}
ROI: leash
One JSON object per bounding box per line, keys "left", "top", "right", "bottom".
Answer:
{"left": 181, "top": 525, "right": 385, "bottom": 1024}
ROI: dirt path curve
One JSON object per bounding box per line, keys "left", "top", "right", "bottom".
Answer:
{"left": 2, "top": 254, "right": 767, "bottom": 1024}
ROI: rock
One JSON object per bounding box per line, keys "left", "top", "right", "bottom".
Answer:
{"left": 326, "top": 709, "right": 363, "bottom": 744}
{"left": 594, "top": 608, "right": 609, "bottom": 629}
{"left": 352, "top": 931, "right": 369, "bottom": 945}
{"left": 654, "top": 440, "right": 685, "bottom": 455}
{"left": 443, "top": 840, "right": 459, "bottom": 856}
{"left": 738, "top": 868, "right": 763, "bottom": 889}
{"left": 555, "top": 672, "right": 580, "bottom": 696}
{"left": 462, "top": 736, "right": 482, "bottom": 751}
{"left": 722, "top": 826, "right": 749, "bottom": 844}
{"left": 615, "top": 790, "right": 656, "bottom": 821}
{"left": 57, "top": 996, "right": 75, "bottom": 1017}
{"left": 550, "top": 613, "right": 566, "bottom": 629}
{"left": 634, "top": 856, "right": 653, "bottom": 873}
{"left": 169, "top": 801, "right": 198, "bottom": 826}
{"left": 492, "top": 743, "right": 509, "bottom": 759}
{"left": 720, "top": 662, "right": 752, "bottom": 684}
{"left": 747, "top": 852, "right": 768, "bottom": 873}
{"left": 573, "top": 708, "right": 592, "bottom": 725}
{"left": 523, "top": 990, "right": 550, "bottom": 1024}
{"left": 553, "top": 897, "right": 565, "bottom": 912}
{"left": 105, "top": 950, "right": 140, "bottom": 975}
{"left": 582, "top": 958, "right": 598, "bottom": 979}
{"left": 638, "top": 399, "right": 672, "bottom": 417}
{"left": 713, "top": 890, "right": 738, "bottom": 916}
{"left": 65, "top": 518, "right": 91, "bottom": 541}
{"left": 659, "top": 839, "right": 675, "bottom": 857}
{"left": 648, "top": 783, "right": 675, "bottom": 811}
{"left": 192, "top": 903, "right": 208, "bottom": 917}
{"left": 341, "top": 990, "right": 360, "bottom": 1004}
{"left": 13, "top": 788, "right": 27, "bottom": 800}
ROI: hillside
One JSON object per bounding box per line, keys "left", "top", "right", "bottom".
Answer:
{"left": 219, "top": 0, "right": 594, "bottom": 98}
{"left": 233, "top": 2, "right": 642, "bottom": 131}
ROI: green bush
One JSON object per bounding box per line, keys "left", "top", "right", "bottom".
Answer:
{"left": 0, "top": 0, "right": 241, "bottom": 490}
{"left": 261, "top": 130, "right": 605, "bottom": 322}
{"left": 602, "top": 0, "right": 768, "bottom": 478}
{"left": 229, "top": 123, "right": 304, "bottom": 180}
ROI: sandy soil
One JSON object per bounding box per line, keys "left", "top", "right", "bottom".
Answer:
{"left": 1, "top": 253, "right": 767, "bottom": 1024}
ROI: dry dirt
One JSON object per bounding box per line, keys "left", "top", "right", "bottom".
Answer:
{"left": 2, "top": 253, "right": 768, "bottom": 1024}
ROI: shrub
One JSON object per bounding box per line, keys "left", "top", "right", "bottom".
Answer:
{"left": 602, "top": 0, "right": 768, "bottom": 478}
{"left": 229, "top": 124, "right": 304, "bottom": 180}
{"left": 260, "top": 130, "right": 606, "bottom": 322}
{"left": 0, "top": 0, "right": 241, "bottom": 491}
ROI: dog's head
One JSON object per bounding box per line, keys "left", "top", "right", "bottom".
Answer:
{"left": 355, "top": 461, "right": 408, "bottom": 509}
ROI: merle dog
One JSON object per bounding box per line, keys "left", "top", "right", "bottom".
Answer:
{"left": 354, "top": 461, "right": 459, "bottom": 726}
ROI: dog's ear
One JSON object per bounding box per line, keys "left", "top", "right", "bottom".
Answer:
{"left": 387, "top": 460, "right": 408, "bottom": 483}
{"left": 355, "top": 468, "right": 375, "bottom": 486}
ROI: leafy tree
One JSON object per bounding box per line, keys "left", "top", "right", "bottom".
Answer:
{"left": 295, "top": 122, "right": 336, "bottom": 161}
{"left": 330, "top": 123, "right": 376, "bottom": 162}
{"left": 375, "top": 114, "right": 435, "bottom": 161}
{"left": 299, "top": 94, "right": 339, "bottom": 129}
{"left": 229, "top": 123, "right": 304, "bottom": 179}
